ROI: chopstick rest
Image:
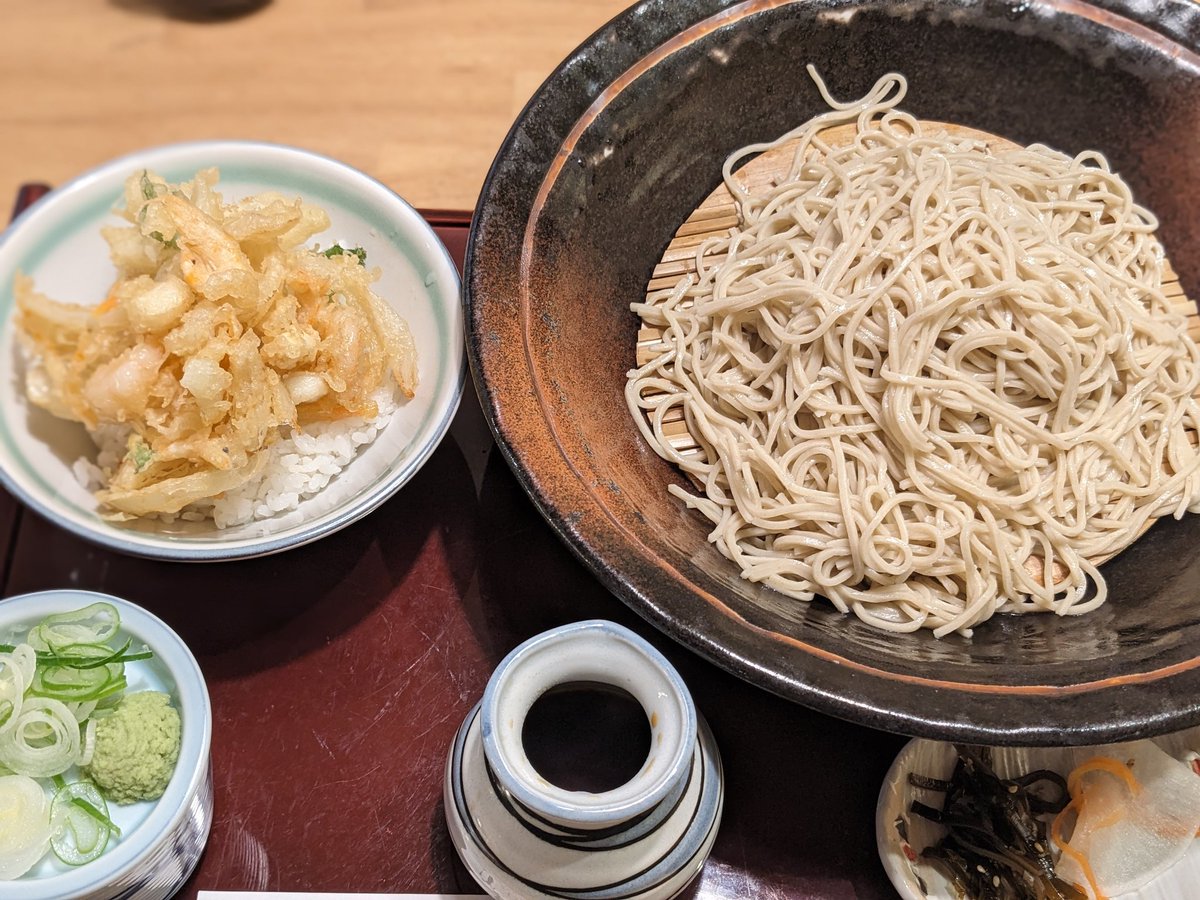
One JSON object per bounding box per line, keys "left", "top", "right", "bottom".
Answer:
{"left": 443, "top": 620, "right": 724, "bottom": 900}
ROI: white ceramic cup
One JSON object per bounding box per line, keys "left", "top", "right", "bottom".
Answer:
{"left": 445, "top": 620, "right": 723, "bottom": 900}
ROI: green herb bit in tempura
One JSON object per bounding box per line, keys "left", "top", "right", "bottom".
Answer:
{"left": 322, "top": 244, "right": 367, "bottom": 265}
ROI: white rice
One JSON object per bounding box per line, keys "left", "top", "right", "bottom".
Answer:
{"left": 74, "top": 388, "right": 397, "bottom": 529}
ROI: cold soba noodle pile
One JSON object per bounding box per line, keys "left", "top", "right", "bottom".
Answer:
{"left": 627, "top": 70, "right": 1200, "bottom": 637}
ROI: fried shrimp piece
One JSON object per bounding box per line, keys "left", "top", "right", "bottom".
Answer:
{"left": 82, "top": 343, "right": 167, "bottom": 426}
{"left": 160, "top": 195, "right": 252, "bottom": 289}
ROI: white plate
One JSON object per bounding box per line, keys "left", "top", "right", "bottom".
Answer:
{"left": 877, "top": 730, "right": 1200, "bottom": 899}
{"left": 0, "top": 141, "right": 465, "bottom": 560}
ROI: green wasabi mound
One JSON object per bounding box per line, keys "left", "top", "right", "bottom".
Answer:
{"left": 84, "top": 691, "right": 181, "bottom": 805}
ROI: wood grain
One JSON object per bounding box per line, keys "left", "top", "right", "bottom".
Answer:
{"left": 0, "top": 0, "right": 631, "bottom": 213}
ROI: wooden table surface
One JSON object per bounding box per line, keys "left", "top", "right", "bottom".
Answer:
{"left": 0, "top": 0, "right": 631, "bottom": 213}
{"left": 2, "top": 2, "right": 912, "bottom": 898}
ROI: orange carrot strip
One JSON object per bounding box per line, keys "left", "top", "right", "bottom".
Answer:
{"left": 1067, "top": 756, "right": 1141, "bottom": 799}
{"left": 1052, "top": 797, "right": 1107, "bottom": 900}
{"left": 1087, "top": 805, "right": 1127, "bottom": 832}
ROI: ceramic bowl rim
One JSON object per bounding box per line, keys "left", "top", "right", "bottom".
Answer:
{"left": 481, "top": 620, "right": 697, "bottom": 824}
{"left": 0, "top": 139, "right": 465, "bottom": 562}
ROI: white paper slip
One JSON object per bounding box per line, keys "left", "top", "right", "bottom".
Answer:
{"left": 198, "top": 894, "right": 485, "bottom": 899}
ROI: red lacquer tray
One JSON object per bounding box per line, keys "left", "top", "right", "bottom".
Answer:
{"left": 2, "top": 187, "right": 905, "bottom": 899}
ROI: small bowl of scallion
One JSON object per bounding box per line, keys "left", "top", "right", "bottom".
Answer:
{"left": 0, "top": 590, "right": 211, "bottom": 899}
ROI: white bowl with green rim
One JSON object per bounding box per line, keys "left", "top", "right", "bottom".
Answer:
{"left": 0, "top": 589, "right": 212, "bottom": 899}
{"left": 0, "top": 141, "right": 465, "bottom": 560}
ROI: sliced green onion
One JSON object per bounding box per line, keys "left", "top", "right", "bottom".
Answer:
{"left": 0, "top": 641, "right": 154, "bottom": 668}
{"left": 68, "top": 700, "right": 99, "bottom": 725}
{"left": 0, "top": 646, "right": 35, "bottom": 739}
{"left": 26, "top": 603, "right": 120, "bottom": 654}
{"left": 0, "top": 774, "right": 52, "bottom": 878}
{"left": 78, "top": 719, "right": 97, "bottom": 768}
{"left": 36, "top": 640, "right": 124, "bottom": 666}
{"left": 32, "top": 665, "right": 108, "bottom": 697}
{"left": 0, "top": 697, "right": 81, "bottom": 778}
{"left": 69, "top": 796, "right": 121, "bottom": 838}
{"left": 50, "top": 781, "right": 116, "bottom": 865}
{"left": 28, "top": 663, "right": 126, "bottom": 704}
{"left": 47, "top": 639, "right": 152, "bottom": 669}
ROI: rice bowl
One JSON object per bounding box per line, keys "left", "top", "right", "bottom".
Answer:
{"left": 0, "top": 141, "right": 465, "bottom": 560}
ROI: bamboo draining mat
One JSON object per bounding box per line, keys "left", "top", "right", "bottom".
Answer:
{"left": 634, "top": 122, "right": 1194, "bottom": 583}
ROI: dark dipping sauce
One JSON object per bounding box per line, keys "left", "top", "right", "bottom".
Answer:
{"left": 521, "top": 682, "right": 652, "bottom": 793}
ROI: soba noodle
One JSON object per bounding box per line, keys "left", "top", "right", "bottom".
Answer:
{"left": 626, "top": 69, "right": 1200, "bottom": 637}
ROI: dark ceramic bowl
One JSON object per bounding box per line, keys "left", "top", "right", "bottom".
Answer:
{"left": 465, "top": 0, "right": 1200, "bottom": 745}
